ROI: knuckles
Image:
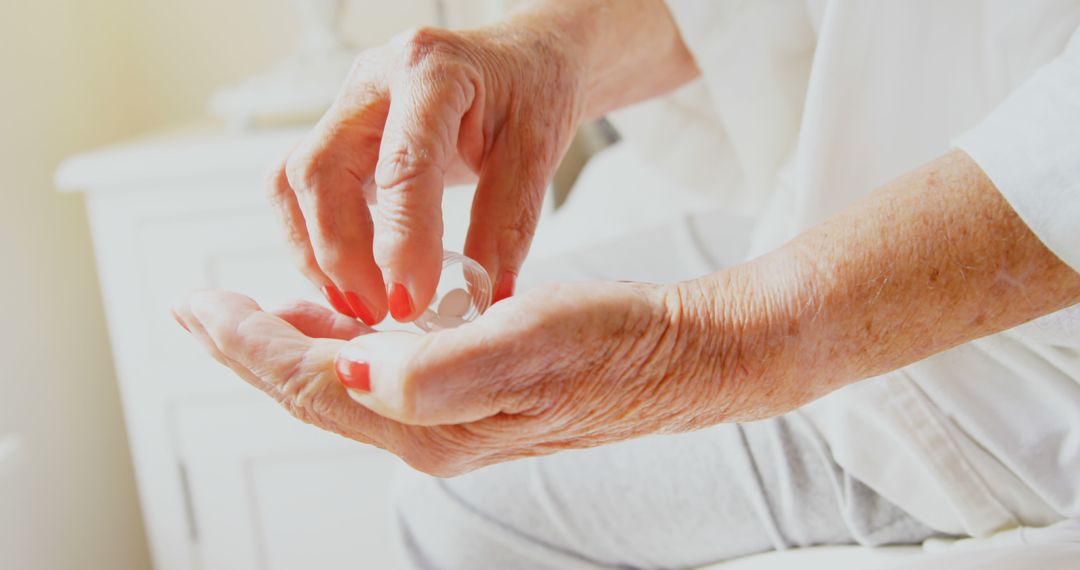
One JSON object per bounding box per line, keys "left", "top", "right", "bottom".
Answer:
{"left": 284, "top": 151, "right": 322, "bottom": 196}
{"left": 373, "top": 144, "right": 441, "bottom": 191}
{"left": 391, "top": 26, "right": 461, "bottom": 70}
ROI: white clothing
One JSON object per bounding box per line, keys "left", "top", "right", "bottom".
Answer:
{"left": 660, "top": 0, "right": 1080, "bottom": 540}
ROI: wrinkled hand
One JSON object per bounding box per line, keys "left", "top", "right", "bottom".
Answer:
{"left": 171, "top": 278, "right": 795, "bottom": 477}
{"left": 271, "top": 24, "right": 584, "bottom": 325}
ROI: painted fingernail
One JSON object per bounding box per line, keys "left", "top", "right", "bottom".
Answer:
{"left": 323, "top": 284, "right": 356, "bottom": 318}
{"left": 388, "top": 282, "right": 414, "bottom": 321}
{"left": 335, "top": 356, "right": 370, "bottom": 392}
{"left": 493, "top": 270, "right": 517, "bottom": 304}
{"left": 344, "top": 291, "right": 378, "bottom": 326}
{"left": 172, "top": 312, "right": 190, "bottom": 333}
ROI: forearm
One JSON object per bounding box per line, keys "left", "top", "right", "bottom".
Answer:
{"left": 789, "top": 150, "right": 1080, "bottom": 382}
{"left": 673, "top": 150, "right": 1080, "bottom": 420}
{"left": 503, "top": 0, "right": 699, "bottom": 119}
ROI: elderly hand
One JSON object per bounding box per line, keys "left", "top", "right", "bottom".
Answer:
{"left": 271, "top": 23, "right": 584, "bottom": 326}
{"left": 270, "top": 1, "right": 699, "bottom": 326}
{"left": 171, "top": 275, "right": 801, "bottom": 477}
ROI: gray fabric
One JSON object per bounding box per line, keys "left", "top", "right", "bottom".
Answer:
{"left": 392, "top": 413, "right": 939, "bottom": 570}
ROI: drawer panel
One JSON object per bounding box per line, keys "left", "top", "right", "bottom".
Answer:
{"left": 175, "top": 398, "right": 407, "bottom": 570}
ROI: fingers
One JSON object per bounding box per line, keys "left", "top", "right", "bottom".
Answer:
{"left": 275, "top": 27, "right": 558, "bottom": 326}
{"left": 371, "top": 59, "right": 478, "bottom": 322}
{"left": 272, "top": 300, "right": 374, "bottom": 340}
{"left": 173, "top": 290, "right": 391, "bottom": 445}
{"left": 464, "top": 129, "right": 552, "bottom": 304}
{"left": 184, "top": 291, "right": 323, "bottom": 389}
{"left": 280, "top": 37, "right": 483, "bottom": 325}
{"left": 281, "top": 54, "right": 395, "bottom": 325}
{"left": 175, "top": 291, "right": 544, "bottom": 474}
{"left": 266, "top": 160, "right": 354, "bottom": 314}
{"left": 335, "top": 312, "right": 534, "bottom": 427}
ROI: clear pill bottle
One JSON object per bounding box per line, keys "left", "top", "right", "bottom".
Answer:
{"left": 414, "top": 251, "right": 492, "bottom": 332}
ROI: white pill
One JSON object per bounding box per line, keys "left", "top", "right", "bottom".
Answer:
{"left": 437, "top": 288, "right": 472, "bottom": 318}
{"left": 433, "top": 315, "right": 467, "bottom": 329}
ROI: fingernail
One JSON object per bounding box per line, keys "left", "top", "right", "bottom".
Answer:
{"left": 493, "top": 270, "right": 517, "bottom": 303}
{"left": 172, "top": 312, "right": 190, "bottom": 333}
{"left": 334, "top": 355, "right": 370, "bottom": 392}
{"left": 323, "top": 284, "right": 356, "bottom": 318}
{"left": 344, "top": 291, "right": 378, "bottom": 326}
{"left": 388, "top": 282, "right": 414, "bottom": 321}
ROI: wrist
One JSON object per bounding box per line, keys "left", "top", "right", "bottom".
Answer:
{"left": 500, "top": 0, "right": 698, "bottom": 119}
{"left": 660, "top": 250, "right": 827, "bottom": 424}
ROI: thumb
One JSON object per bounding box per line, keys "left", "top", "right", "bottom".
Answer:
{"left": 333, "top": 328, "right": 510, "bottom": 426}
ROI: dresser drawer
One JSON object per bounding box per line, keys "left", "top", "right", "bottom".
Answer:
{"left": 175, "top": 398, "right": 406, "bottom": 570}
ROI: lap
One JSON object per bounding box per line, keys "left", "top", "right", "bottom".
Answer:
{"left": 393, "top": 414, "right": 935, "bottom": 570}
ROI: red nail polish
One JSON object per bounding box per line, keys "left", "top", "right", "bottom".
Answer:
{"left": 172, "top": 312, "right": 190, "bottom": 333}
{"left": 388, "top": 282, "right": 413, "bottom": 321}
{"left": 493, "top": 270, "right": 517, "bottom": 303}
{"left": 335, "top": 356, "right": 370, "bottom": 392}
{"left": 323, "top": 285, "right": 356, "bottom": 318}
{"left": 344, "top": 291, "right": 378, "bottom": 326}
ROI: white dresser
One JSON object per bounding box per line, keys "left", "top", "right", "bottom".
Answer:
{"left": 54, "top": 127, "right": 474, "bottom": 570}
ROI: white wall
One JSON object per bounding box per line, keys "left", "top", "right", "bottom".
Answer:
{"left": 0, "top": 1, "right": 498, "bottom": 568}
{"left": 116, "top": 0, "right": 495, "bottom": 130}
{"left": 0, "top": 1, "right": 154, "bottom": 567}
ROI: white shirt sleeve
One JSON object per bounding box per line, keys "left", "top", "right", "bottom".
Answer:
{"left": 955, "top": 27, "right": 1080, "bottom": 274}
{"left": 662, "top": 1, "right": 740, "bottom": 53}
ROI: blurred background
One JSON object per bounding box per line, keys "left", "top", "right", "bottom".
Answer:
{"left": 0, "top": 1, "right": 718, "bottom": 568}
{"left": 0, "top": 2, "right": 493, "bottom": 568}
